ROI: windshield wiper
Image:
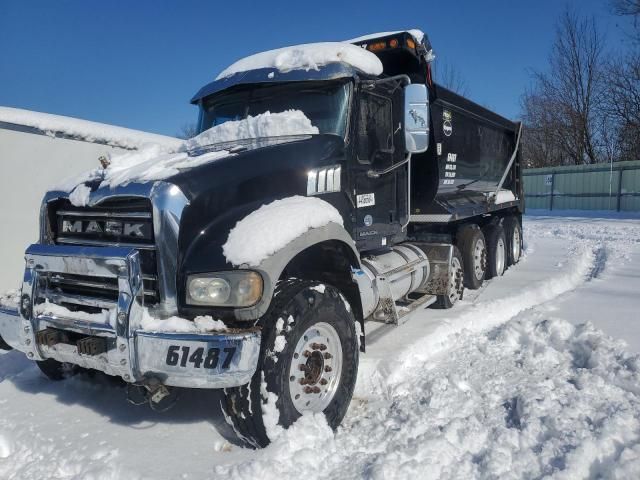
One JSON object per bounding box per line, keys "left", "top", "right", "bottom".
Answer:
{"left": 187, "top": 134, "right": 313, "bottom": 156}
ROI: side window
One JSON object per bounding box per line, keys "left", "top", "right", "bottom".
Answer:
{"left": 357, "top": 92, "right": 394, "bottom": 164}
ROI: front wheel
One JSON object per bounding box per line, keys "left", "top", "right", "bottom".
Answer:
{"left": 216, "top": 280, "right": 359, "bottom": 448}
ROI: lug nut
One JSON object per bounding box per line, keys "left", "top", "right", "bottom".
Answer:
{"left": 299, "top": 378, "right": 307, "bottom": 385}
{"left": 24, "top": 326, "right": 30, "bottom": 333}
{"left": 323, "top": 352, "right": 332, "bottom": 359}
{"left": 303, "top": 350, "right": 311, "bottom": 357}
{"left": 324, "top": 366, "right": 332, "bottom": 373}
{"left": 119, "top": 344, "right": 126, "bottom": 352}
{"left": 298, "top": 364, "right": 306, "bottom": 371}
{"left": 120, "top": 359, "right": 127, "bottom": 366}
{"left": 310, "top": 343, "right": 327, "bottom": 351}
{"left": 25, "top": 339, "right": 31, "bottom": 345}
{"left": 304, "top": 386, "right": 314, "bottom": 394}
{"left": 320, "top": 378, "right": 328, "bottom": 385}
{"left": 27, "top": 352, "right": 34, "bottom": 359}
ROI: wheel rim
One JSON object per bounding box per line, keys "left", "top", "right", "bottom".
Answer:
{"left": 512, "top": 227, "right": 521, "bottom": 262}
{"left": 448, "top": 256, "right": 463, "bottom": 303}
{"left": 496, "top": 238, "right": 506, "bottom": 276}
{"left": 473, "top": 238, "right": 486, "bottom": 281}
{"left": 288, "top": 322, "right": 343, "bottom": 414}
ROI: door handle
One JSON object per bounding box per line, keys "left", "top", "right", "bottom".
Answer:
{"left": 366, "top": 155, "right": 410, "bottom": 178}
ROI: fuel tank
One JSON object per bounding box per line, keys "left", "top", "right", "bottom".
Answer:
{"left": 359, "top": 244, "right": 430, "bottom": 319}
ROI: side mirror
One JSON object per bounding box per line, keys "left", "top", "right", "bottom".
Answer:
{"left": 404, "top": 84, "right": 430, "bottom": 154}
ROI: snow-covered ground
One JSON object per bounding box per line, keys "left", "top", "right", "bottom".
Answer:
{"left": 0, "top": 215, "right": 639, "bottom": 479}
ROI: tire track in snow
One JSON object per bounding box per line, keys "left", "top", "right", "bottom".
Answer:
{"left": 381, "top": 241, "right": 598, "bottom": 391}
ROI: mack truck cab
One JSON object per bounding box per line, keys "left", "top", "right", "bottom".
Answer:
{"left": 0, "top": 30, "right": 523, "bottom": 448}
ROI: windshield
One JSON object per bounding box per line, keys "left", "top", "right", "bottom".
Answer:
{"left": 198, "top": 81, "right": 351, "bottom": 138}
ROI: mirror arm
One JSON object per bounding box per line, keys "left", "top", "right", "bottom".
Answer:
{"left": 366, "top": 153, "right": 411, "bottom": 179}
{"left": 362, "top": 74, "right": 412, "bottom": 90}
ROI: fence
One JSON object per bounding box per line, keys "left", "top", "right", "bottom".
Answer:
{"left": 523, "top": 160, "right": 640, "bottom": 212}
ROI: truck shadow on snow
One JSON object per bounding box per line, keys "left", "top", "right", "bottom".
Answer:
{"left": 2, "top": 350, "right": 233, "bottom": 435}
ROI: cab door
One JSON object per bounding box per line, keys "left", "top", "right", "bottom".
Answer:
{"left": 352, "top": 86, "right": 407, "bottom": 251}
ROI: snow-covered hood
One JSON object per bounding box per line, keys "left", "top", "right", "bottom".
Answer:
{"left": 55, "top": 110, "right": 320, "bottom": 206}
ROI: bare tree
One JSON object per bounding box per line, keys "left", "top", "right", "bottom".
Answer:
{"left": 177, "top": 122, "right": 198, "bottom": 140}
{"left": 611, "top": 0, "right": 640, "bottom": 41}
{"left": 435, "top": 62, "right": 469, "bottom": 97}
{"left": 521, "top": 10, "right": 608, "bottom": 166}
{"left": 604, "top": 0, "right": 640, "bottom": 160}
{"left": 606, "top": 53, "right": 640, "bottom": 159}
{"left": 520, "top": 90, "right": 566, "bottom": 167}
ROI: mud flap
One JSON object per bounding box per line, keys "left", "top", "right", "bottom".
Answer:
{"left": 418, "top": 243, "right": 455, "bottom": 296}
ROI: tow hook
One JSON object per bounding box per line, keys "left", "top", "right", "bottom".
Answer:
{"left": 126, "top": 377, "right": 179, "bottom": 412}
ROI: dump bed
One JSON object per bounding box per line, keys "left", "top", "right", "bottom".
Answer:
{"left": 410, "top": 84, "right": 523, "bottom": 223}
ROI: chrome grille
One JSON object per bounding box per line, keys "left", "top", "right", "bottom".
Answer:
{"left": 54, "top": 198, "right": 154, "bottom": 248}
{"left": 49, "top": 198, "right": 159, "bottom": 307}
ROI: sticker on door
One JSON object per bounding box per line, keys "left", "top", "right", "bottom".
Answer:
{"left": 356, "top": 193, "right": 375, "bottom": 208}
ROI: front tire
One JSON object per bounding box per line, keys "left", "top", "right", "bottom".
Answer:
{"left": 36, "top": 358, "right": 80, "bottom": 381}
{"left": 216, "top": 280, "right": 358, "bottom": 448}
{"left": 0, "top": 335, "right": 12, "bottom": 351}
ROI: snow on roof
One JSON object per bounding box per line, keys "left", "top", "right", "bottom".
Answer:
{"left": 0, "top": 106, "right": 182, "bottom": 150}
{"left": 346, "top": 29, "right": 426, "bottom": 44}
{"left": 222, "top": 196, "right": 343, "bottom": 266}
{"left": 215, "top": 42, "right": 383, "bottom": 80}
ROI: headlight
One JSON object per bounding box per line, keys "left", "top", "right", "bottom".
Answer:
{"left": 186, "top": 271, "right": 263, "bottom": 307}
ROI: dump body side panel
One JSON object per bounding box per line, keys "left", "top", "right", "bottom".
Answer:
{"left": 410, "top": 84, "right": 521, "bottom": 222}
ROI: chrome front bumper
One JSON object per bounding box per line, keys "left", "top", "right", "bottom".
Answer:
{"left": 0, "top": 244, "right": 260, "bottom": 389}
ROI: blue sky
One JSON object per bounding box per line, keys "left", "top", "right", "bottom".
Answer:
{"left": 0, "top": 0, "right": 633, "bottom": 137}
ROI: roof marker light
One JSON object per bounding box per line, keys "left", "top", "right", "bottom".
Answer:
{"left": 368, "top": 41, "right": 386, "bottom": 52}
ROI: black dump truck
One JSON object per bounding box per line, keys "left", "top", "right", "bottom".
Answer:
{"left": 0, "top": 30, "right": 523, "bottom": 448}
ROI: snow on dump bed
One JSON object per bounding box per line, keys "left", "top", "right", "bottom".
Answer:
{"left": 215, "top": 42, "right": 383, "bottom": 80}
{"left": 0, "top": 106, "right": 181, "bottom": 150}
{"left": 54, "top": 110, "right": 318, "bottom": 203}
{"left": 346, "top": 28, "right": 426, "bottom": 44}
{"left": 222, "top": 196, "right": 343, "bottom": 266}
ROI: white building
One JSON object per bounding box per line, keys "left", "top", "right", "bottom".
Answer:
{"left": 0, "top": 107, "right": 180, "bottom": 291}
